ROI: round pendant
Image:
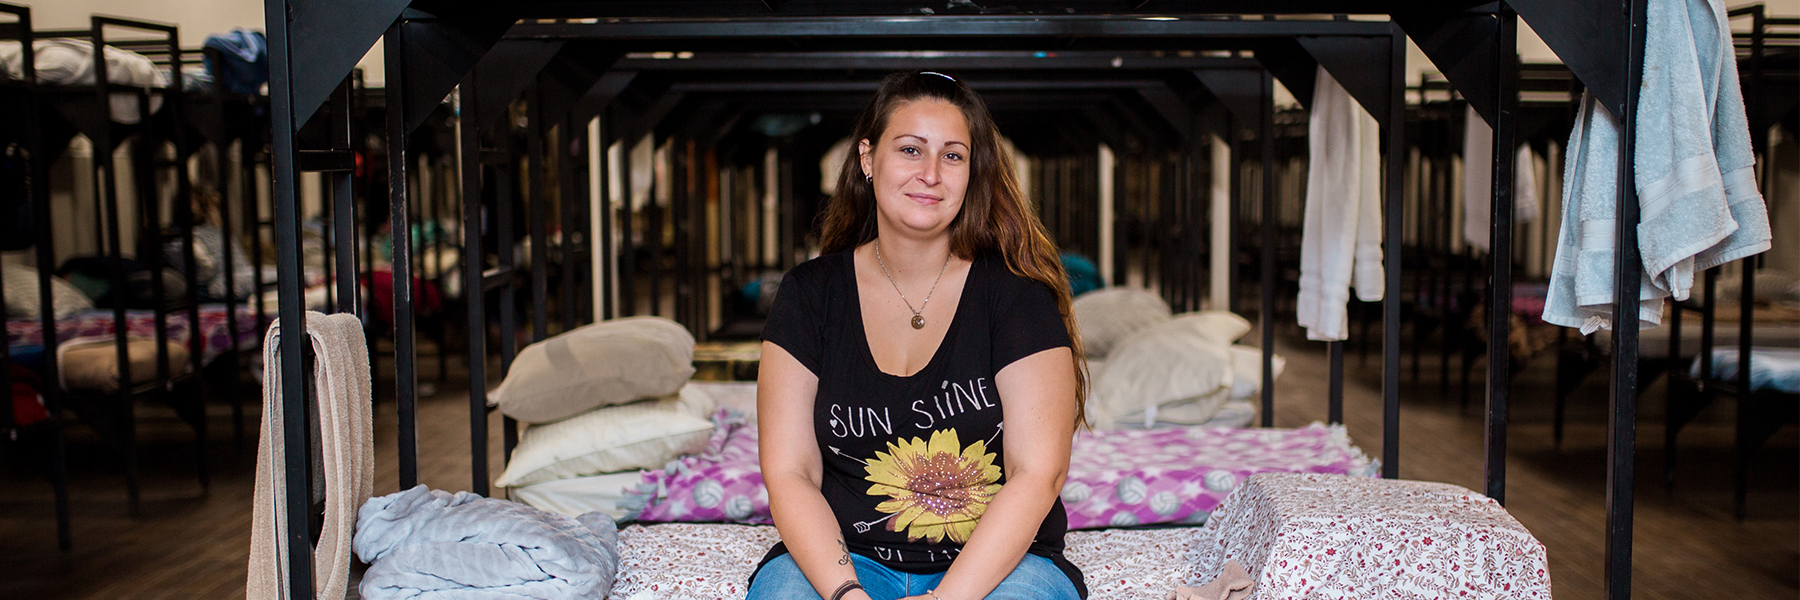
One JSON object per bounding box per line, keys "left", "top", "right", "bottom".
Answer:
{"left": 911, "top": 314, "right": 926, "bottom": 329}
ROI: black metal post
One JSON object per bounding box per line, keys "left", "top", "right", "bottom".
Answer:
{"left": 1733, "top": 3, "right": 1766, "bottom": 523}
{"left": 1328, "top": 340, "right": 1344, "bottom": 424}
{"left": 1485, "top": 3, "right": 1519, "bottom": 504}
{"left": 461, "top": 74, "right": 491, "bottom": 497}
{"left": 1605, "top": 0, "right": 1649, "bottom": 596}
{"left": 263, "top": 0, "right": 316, "bottom": 595}
{"left": 499, "top": 154, "right": 520, "bottom": 467}
{"left": 15, "top": 7, "right": 73, "bottom": 549}
{"left": 333, "top": 82, "right": 359, "bottom": 315}
{"left": 1259, "top": 69, "right": 1276, "bottom": 427}
{"left": 529, "top": 86, "right": 550, "bottom": 342}
{"left": 384, "top": 18, "right": 420, "bottom": 489}
{"left": 1382, "top": 26, "right": 1406, "bottom": 479}
{"left": 561, "top": 114, "right": 581, "bottom": 331}
{"left": 599, "top": 116, "right": 615, "bottom": 321}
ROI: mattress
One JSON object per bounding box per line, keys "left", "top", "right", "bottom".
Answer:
{"left": 605, "top": 523, "right": 1209, "bottom": 600}
{"left": 1691, "top": 346, "right": 1800, "bottom": 394}
{"left": 6, "top": 304, "right": 265, "bottom": 366}
{"left": 55, "top": 335, "right": 191, "bottom": 393}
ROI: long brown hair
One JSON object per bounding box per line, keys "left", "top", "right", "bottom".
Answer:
{"left": 819, "top": 71, "right": 1090, "bottom": 428}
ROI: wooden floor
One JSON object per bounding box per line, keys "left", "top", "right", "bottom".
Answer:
{"left": 0, "top": 329, "right": 1793, "bottom": 599}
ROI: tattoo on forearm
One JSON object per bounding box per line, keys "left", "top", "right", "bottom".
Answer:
{"left": 838, "top": 539, "right": 852, "bottom": 565}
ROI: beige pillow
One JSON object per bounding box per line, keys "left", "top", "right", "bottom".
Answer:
{"left": 1089, "top": 318, "right": 1236, "bottom": 429}
{"left": 493, "top": 317, "right": 696, "bottom": 423}
{"left": 1174, "top": 310, "right": 1253, "bottom": 345}
{"left": 496, "top": 384, "right": 717, "bottom": 488}
{"left": 1072, "top": 288, "right": 1172, "bottom": 359}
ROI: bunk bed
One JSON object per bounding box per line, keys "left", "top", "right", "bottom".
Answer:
{"left": 258, "top": 1, "right": 1663, "bottom": 599}
{"left": 0, "top": 7, "right": 279, "bottom": 551}
{"left": 0, "top": 13, "right": 218, "bottom": 521}
{"left": 0, "top": 2, "right": 71, "bottom": 553}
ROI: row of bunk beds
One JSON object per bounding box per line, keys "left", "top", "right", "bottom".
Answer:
{"left": 240, "top": 2, "right": 1786, "bottom": 600}
{"left": 0, "top": 0, "right": 1787, "bottom": 597}
{"left": 0, "top": 8, "right": 277, "bottom": 551}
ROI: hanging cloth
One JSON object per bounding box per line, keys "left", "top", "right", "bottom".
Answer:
{"left": 1461, "top": 104, "right": 1542, "bottom": 252}
{"left": 248, "top": 312, "right": 372, "bottom": 600}
{"left": 1296, "top": 66, "right": 1384, "bottom": 342}
{"left": 1543, "top": 0, "right": 1772, "bottom": 333}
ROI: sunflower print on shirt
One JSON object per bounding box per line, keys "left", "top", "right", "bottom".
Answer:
{"left": 862, "top": 429, "right": 1003, "bottom": 544}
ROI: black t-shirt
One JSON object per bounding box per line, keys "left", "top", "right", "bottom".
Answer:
{"left": 754, "top": 250, "right": 1086, "bottom": 598}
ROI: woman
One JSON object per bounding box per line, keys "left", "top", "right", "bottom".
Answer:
{"left": 749, "top": 71, "right": 1089, "bottom": 600}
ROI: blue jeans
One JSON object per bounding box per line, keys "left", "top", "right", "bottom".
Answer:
{"left": 746, "top": 552, "right": 1080, "bottom": 600}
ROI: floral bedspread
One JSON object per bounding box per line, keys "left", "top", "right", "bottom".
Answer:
{"left": 625, "top": 412, "right": 1376, "bottom": 531}
{"left": 7, "top": 304, "right": 267, "bottom": 366}
{"left": 606, "top": 523, "right": 1210, "bottom": 600}
{"left": 1190, "top": 473, "right": 1551, "bottom": 599}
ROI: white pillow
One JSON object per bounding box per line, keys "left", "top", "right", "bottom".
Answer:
{"left": 1226, "top": 345, "right": 1287, "bottom": 401}
{"left": 496, "top": 384, "right": 717, "bottom": 488}
{"left": 1089, "top": 318, "right": 1236, "bottom": 429}
{"left": 3, "top": 266, "right": 94, "bottom": 320}
{"left": 494, "top": 316, "right": 696, "bottom": 423}
{"left": 1175, "top": 310, "right": 1253, "bottom": 345}
{"left": 1072, "top": 288, "right": 1172, "bottom": 359}
{"left": 687, "top": 381, "right": 759, "bottom": 414}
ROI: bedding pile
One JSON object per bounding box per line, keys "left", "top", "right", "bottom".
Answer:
{"left": 621, "top": 413, "right": 1375, "bottom": 530}
{"left": 495, "top": 317, "right": 714, "bottom": 519}
{"left": 354, "top": 485, "right": 620, "bottom": 600}
{"left": 1073, "top": 289, "right": 1283, "bottom": 429}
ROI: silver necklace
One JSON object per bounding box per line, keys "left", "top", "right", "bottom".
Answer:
{"left": 874, "top": 240, "right": 951, "bottom": 330}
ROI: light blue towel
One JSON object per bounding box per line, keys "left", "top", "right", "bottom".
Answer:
{"left": 355, "top": 485, "right": 620, "bottom": 600}
{"left": 1544, "top": 0, "right": 1773, "bottom": 334}
{"left": 1543, "top": 93, "right": 1668, "bottom": 333}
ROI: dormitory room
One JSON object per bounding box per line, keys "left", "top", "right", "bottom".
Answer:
{"left": 1, "top": 1, "right": 1796, "bottom": 599}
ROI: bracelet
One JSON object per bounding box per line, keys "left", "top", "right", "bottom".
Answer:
{"left": 829, "top": 581, "right": 863, "bottom": 600}
{"left": 926, "top": 589, "right": 945, "bottom": 600}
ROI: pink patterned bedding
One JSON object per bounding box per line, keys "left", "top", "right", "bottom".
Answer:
{"left": 7, "top": 304, "right": 267, "bottom": 366}
{"left": 624, "top": 412, "right": 1376, "bottom": 530}
{"left": 1192, "top": 473, "right": 1551, "bottom": 599}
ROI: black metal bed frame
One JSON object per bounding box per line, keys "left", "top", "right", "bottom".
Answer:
{"left": 260, "top": 2, "right": 1657, "bottom": 598}
{"left": 0, "top": 9, "right": 211, "bottom": 541}
{"left": 0, "top": 4, "right": 293, "bottom": 551}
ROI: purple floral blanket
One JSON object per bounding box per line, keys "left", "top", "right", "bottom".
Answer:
{"left": 623, "top": 411, "right": 1376, "bottom": 530}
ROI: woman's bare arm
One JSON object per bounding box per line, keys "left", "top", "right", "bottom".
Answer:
{"left": 759, "top": 341, "right": 871, "bottom": 600}
{"left": 919, "top": 347, "right": 1077, "bottom": 600}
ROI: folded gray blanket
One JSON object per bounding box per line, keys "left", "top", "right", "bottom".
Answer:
{"left": 354, "top": 485, "right": 619, "bottom": 599}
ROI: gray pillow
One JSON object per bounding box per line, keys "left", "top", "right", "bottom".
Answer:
{"left": 1072, "top": 288, "right": 1172, "bottom": 359}
{"left": 493, "top": 317, "right": 697, "bottom": 423}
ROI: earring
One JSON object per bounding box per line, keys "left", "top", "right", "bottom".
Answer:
{"left": 865, "top": 174, "right": 873, "bottom": 183}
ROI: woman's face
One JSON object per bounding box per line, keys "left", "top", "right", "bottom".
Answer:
{"left": 859, "top": 98, "right": 971, "bottom": 239}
